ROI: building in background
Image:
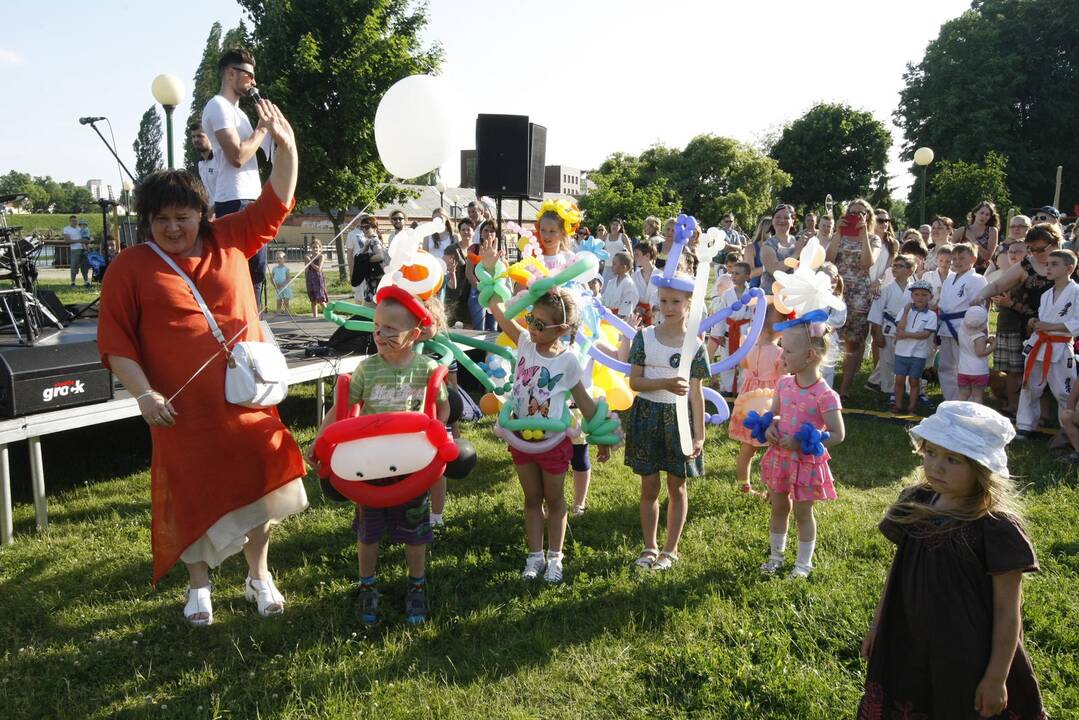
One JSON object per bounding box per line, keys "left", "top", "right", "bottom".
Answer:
{"left": 85, "top": 179, "right": 104, "bottom": 200}
{"left": 544, "top": 165, "right": 581, "bottom": 196}
{"left": 459, "top": 150, "right": 477, "bottom": 189}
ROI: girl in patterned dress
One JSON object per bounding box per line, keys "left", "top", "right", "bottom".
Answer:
{"left": 624, "top": 277, "right": 710, "bottom": 572}
{"left": 759, "top": 314, "right": 846, "bottom": 578}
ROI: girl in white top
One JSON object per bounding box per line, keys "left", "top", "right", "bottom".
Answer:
{"left": 602, "top": 218, "right": 633, "bottom": 284}
{"left": 631, "top": 242, "right": 661, "bottom": 325}
{"left": 956, "top": 305, "right": 996, "bottom": 404}
{"left": 601, "top": 252, "right": 639, "bottom": 318}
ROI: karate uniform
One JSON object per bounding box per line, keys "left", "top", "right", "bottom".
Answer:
{"left": 708, "top": 287, "right": 752, "bottom": 393}
{"left": 937, "top": 270, "right": 988, "bottom": 401}
{"left": 867, "top": 282, "right": 912, "bottom": 394}
{"left": 1016, "top": 280, "right": 1079, "bottom": 431}
{"left": 601, "top": 274, "right": 639, "bottom": 319}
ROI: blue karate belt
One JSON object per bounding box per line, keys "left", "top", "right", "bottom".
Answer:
{"left": 937, "top": 310, "right": 966, "bottom": 340}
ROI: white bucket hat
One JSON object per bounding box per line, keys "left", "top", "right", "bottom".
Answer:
{"left": 909, "top": 401, "right": 1014, "bottom": 477}
{"left": 963, "top": 305, "right": 988, "bottom": 330}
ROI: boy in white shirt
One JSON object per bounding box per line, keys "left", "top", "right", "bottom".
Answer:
{"left": 706, "top": 261, "right": 752, "bottom": 394}
{"left": 601, "top": 252, "right": 639, "bottom": 318}
{"left": 868, "top": 254, "right": 916, "bottom": 403}
{"left": 892, "top": 280, "right": 938, "bottom": 414}
{"left": 1016, "top": 249, "right": 1079, "bottom": 436}
{"left": 936, "top": 243, "right": 987, "bottom": 400}
{"left": 921, "top": 244, "right": 953, "bottom": 308}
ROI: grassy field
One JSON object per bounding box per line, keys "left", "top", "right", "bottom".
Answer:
{"left": 0, "top": 285, "right": 1076, "bottom": 718}
{"left": 1, "top": 384, "right": 1077, "bottom": 718}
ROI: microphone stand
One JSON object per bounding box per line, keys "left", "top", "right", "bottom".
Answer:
{"left": 83, "top": 120, "right": 138, "bottom": 185}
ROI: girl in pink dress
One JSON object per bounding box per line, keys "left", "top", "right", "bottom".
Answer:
{"left": 728, "top": 306, "right": 785, "bottom": 496}
{"left": 760, "top": 315, "right": 846, "bottom": 578}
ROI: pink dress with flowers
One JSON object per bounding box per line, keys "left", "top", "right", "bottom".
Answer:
{"left": 760, "top": 375, "right": 841, "bottom": 501}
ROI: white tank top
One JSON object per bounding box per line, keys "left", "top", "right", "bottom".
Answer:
{"left": 636, "top": 326, "right": 703, "bottom": 404}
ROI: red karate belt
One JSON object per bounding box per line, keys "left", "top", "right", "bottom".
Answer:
{"left": 1023, "top": 332, "right": 1071, "bottom": 386}
{"left": 727, "top": 317, "right": 750, "bottom": 355}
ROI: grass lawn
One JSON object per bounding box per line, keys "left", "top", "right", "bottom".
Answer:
{"left": 1, "top": 373, "right": 1077, "bottom": 719}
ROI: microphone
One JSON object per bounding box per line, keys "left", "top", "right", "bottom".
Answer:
{"left": 79, "top": 116, "right": 106, "bottom": 125}
{"left": 246, "top": 87, "right": 263, "bottom": 102}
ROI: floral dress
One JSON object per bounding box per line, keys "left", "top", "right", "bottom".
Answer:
{"left": 834, "top": 233, "right": 882, "bottom": 345}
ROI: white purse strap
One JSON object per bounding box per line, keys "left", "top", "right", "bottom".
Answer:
{"left": 147, "top": 241, "right": 229, "bottom": 347}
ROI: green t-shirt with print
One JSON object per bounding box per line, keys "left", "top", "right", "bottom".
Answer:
{"left": 348, "top": 353, "right": 447, "bottom": 415}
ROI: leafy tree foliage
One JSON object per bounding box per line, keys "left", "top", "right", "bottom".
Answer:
{"left": 132, "top": 106, "right": 164, "bottom": 181}
{"left": 895, "top": 0, "right": 1079, "bottom": 216}
{"left": 769, "top": 103, "right": 892, "bottom": 213}
{"left": 924, "top": 151, "right": 1012, "bottom": 226}
{"left": 0, "top": 171, "right": 96, "bottom": 213}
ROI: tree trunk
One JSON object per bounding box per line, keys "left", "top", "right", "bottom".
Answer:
{"left": 329, "top": 210, "right": 349, "bottom": 282}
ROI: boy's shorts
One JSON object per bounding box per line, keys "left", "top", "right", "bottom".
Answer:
{"left": 894, "top": 355, "right": 927, "bottom": 379}
{"left": 571, "top": 443, "right": 590, "bottom": 472}
{"left": 957, "top": 372, "right": 990, "bottom": 388}
{"left": 352, "top": 490, "right": 433, "bottom": 546}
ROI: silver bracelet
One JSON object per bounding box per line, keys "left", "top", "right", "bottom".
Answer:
{"left": 136, "top": 390, "right": 157, "bottom": 401}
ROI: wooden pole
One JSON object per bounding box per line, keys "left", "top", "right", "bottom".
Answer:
{"left": 1054, "top": 165, "right": 1063, "bottom": 209}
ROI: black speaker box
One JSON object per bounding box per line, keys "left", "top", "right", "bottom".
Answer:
{"left": 37, "top": 290, "right": 73, "bottom": 326}
{"left": 0, "top": 342, "right": 113, "bottom": 418}
{"left": 476, "top": 114, "right": 546, "bottom": 199}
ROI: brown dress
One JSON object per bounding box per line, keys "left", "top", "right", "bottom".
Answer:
{"left": 98, "top": 183, "right": 306, "bottom": 584}
{"left": 858, "top": 488, "right": 1045, "bottom": 719}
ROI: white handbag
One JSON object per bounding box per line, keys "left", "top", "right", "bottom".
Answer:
{"left": 148, "top": 242, "right": 289, "bottom": 408}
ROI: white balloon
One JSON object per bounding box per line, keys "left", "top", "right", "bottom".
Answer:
{"left": 374, "top": 75, "right": 452, "bottom": 179}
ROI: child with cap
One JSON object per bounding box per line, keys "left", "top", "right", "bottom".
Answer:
{"left": 892, "top": 279, "right": 938, "bottom": 414}
{"left": 858, "top": 401, "right": 1044, "bottom": 719}
{"left": 956, "top": 305, "right": 996, "bottom": 404}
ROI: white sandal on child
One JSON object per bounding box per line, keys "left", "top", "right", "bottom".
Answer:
{"left": 245, "top": 575, "right": 285, "bottom": 617}
{"left": 184, "top": 585, "right": 213, "bottom": 626}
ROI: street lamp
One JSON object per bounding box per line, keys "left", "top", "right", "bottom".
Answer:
{"left": 151, "top": 74, "right": 185, "bottom": 169}
{"left": 436, "top": 180, "right": 446, "bottom": 209}
{"left": 913, "top": 146, "right": 934, "bottom": 225}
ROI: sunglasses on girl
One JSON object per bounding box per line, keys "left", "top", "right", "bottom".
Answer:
{"left": 524, "top": 314, "right": 566, "bottom": 332}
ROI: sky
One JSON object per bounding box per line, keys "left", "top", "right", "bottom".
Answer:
{"left": 0, "top": 0, "right": 974, "bottom": 203}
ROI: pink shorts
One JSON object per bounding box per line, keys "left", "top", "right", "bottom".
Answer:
{"left": 508, "top": 436, "right": 574, "bottom": 475}
{"left": 957, "top": 373, "right": 990, "bottom": 388}
{"left": 760, "top": 448, "right": 837, "bottom": 502}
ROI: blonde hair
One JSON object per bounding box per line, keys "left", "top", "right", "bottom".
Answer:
{"left": 885, "top": 438, "right": 1025, "bottom": 533}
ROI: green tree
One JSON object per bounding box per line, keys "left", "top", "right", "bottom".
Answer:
{"left": 769, "top": 103, "right": 892, "bottom": 212}
{"left": 579, "top": 158, "right": 680, "bottom": 238}
{"left": 923, "top": 151, "right": 1012, "bottom": 226}
{"left": 895, "top": 0, "right": 1079, "bottom": 216}
{"left": 184, "top": 22, "right": 224, "bottom": 170}
{"left": 238, "top": 0, "right": 440, "bottom": 279}
{"left": 133, "top": 106, "right": 164, "bottom": 181}
{"left": 648, "top": 135, "right": 791, "bottom": 229}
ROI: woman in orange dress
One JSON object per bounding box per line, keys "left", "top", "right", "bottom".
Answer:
{"left": 98, "top": 100, "right": 306, "bottom": 626}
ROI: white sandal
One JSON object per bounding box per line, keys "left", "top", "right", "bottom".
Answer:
{"left": 245, "top": 575, "right": 285, "bottom": 617}
{"left": 184, "top": 585, "right": 213, "bottom": 626}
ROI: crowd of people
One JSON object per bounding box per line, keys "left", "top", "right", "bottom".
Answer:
{"left": 91, "top": 44, "right": 1059, "bottom": 719}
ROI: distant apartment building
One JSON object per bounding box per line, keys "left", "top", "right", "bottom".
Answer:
{"left": 544, "top": 165, "right": 581, "bottom": 196}
{"left": 459, "top": 150, "right": 477, "bottom": 189}
{"left": 85, "top": 179, "right": 104, "bottom": 200}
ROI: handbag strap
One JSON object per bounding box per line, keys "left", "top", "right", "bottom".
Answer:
{"left": 147, "top": 241, "right": 228, "bottom": 347}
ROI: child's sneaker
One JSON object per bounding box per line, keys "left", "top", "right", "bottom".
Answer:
{"left": 354, "top": 585, "right": 381, "bottom": 626}
{"left": 789, "top": 564, "right": 812, "bottom": 579}
{"left": 405, "top": 584, "right": 429, "bottom": 625}
{"left": 544, "top": 554, "right": 564, "bottom": 584}
{"left": 760, "top": 557, "right": 784, "bottom": 575}
{"left": 521, "top": 552, "right": 546, "bottom": 580}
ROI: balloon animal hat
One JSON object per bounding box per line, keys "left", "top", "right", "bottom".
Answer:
{"left": 769, "top": 235, "right": 846, "bottom": 334}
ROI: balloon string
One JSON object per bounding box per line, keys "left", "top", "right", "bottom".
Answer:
{"left": 166, "top": 324, "right": 249, "bottom": 404}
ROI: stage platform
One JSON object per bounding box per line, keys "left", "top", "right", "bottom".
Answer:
{"left": 0, "top": 313, "right": 494, "bottom": 546}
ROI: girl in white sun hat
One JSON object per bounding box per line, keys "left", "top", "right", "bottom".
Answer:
{"left": 858, "top": 401, "right": 1044, "bottom": 719}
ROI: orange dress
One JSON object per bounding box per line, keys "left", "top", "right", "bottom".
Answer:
{"left": 98, "top": 183, "right": 306, "bottom": 584}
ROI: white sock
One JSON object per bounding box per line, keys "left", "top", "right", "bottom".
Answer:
{"left": 796, "top": 539, "right": 816, "bottom": 569}
{"left": 769, "top": 532, "right": 788, "bottom": 561}
{"left": 429, "top": 513, "right": 442, "bottom": 523}
{"left": 527, "top": 551, "right": 545, "bottom": 561}
{"left": 547, "top": 551, "right": 563, "bottom": 562}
